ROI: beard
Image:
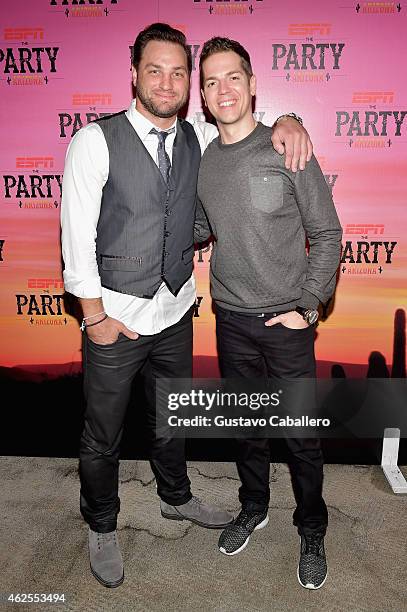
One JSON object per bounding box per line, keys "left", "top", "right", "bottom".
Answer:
{"left": 135, "top": 82, "right": 188, "bottom": 119}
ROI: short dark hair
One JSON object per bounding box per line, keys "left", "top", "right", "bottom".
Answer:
{"left": 199, "top": 37, "right": 253, "bottom": 87}
{"left": 132, "top": 23, "right": 192, "bottom": 74}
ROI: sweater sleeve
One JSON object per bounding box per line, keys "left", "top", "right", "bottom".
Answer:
{"left": 194, "top": 197, "right": 212, "bottom": 244}
{"left": 292, "top": 155, "right": 343, "bottom": 308}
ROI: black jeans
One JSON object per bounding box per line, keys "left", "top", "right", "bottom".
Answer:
{"left": 216, "top": 306, "right": 328, "bottom": 535}
{"left": 80, "top": 307, "right": 193, "bottom": 533}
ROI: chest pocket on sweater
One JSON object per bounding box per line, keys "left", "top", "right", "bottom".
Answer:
{"left": 249, "top": 175, "right": 283, "bottom": 214}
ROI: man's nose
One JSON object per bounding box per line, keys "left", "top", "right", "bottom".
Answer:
{"left": 218, "top": 79, "right": 229, "bottom": 95}
{"left": 160, "top": 73, "right": 172, "bottom": 90}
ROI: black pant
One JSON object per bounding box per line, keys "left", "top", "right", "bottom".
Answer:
{"left": 80, "top": 308, "right": 193, "bottom": 533}
{"left": 216, "top": 306, "right": 328, "bottom": 535}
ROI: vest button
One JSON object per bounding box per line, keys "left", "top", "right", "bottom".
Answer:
{"left": 164, "top": 231, "right": 171, "bottom": 237}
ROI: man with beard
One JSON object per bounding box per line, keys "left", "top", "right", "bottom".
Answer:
{"left": 61, "top": 23, "right": 314, "bottom": 588}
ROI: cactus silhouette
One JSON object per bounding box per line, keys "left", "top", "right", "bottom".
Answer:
{"left": 391, "top": 309, "right": 406, "bottom": 378}
{"left": 331, "top": 364, "right": 346, "bottom": 378}
{"left": 367, "top": 351, "right": 389, "bottom": 378}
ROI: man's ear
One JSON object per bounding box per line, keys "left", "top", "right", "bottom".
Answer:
{"left": 250, "top": 74, "right": 257, "bottom": 97}
{"left": 201, "top": 88, "right": 207, "bottom": 107}
{"left": 131, "top": 66, "right": 137, "bottom": 87}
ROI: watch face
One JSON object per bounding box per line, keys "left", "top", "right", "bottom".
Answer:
{"left": 306, "top": 310, "right": 319, "bottom": 325}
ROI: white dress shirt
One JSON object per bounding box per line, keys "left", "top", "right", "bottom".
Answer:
{"left": 61, "top": 101, "right": 218, "bottom": 335}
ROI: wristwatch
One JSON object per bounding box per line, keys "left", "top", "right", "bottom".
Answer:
{"left": 275, "top": 112, "right": 304, "bottom": 126}
{"left": 295, "top": 306, "right": 319, "bottom": 325}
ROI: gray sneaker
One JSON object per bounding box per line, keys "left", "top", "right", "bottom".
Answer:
{"left": 160, "top": 496, "right": 233, "bottom": 529}
{"left": 218, "top": 508, "right": 269, "bottom": 556}
{"left": 88, "top": 528, "right": 124, "bottom": 588}
{"left": 297, "top": 533, "right": 327, "bottom": 589}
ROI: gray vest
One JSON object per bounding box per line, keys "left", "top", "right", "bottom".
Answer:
{"left": 95, "top": 111, "right": 201, "bottom": 297}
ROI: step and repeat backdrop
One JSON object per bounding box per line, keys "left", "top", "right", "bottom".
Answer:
{"left": 0, "top": 1, "right": 406, "bottom": 457}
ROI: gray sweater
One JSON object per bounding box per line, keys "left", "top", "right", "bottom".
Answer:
{"left": 195, "top": 122, "right": 342, "bottom": 313}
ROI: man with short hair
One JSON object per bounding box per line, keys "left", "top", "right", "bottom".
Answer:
{"left": 196, "top": 37, "right": 342, "bottom": 589}
{"left": 61, "top": 23, "right": 315, "bottom": 587}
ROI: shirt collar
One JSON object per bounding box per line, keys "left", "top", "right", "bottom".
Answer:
{"left": 126, "top": 100, "right": 177, "bottom": 142}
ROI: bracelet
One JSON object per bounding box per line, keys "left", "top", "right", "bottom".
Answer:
{"left": 83, "top": 310, "right": 105, "bottom": 321}
{"left": 80, "top": 314, "right": 108, "bottom": 332}
{"left": 274, "top": 112, "right": 303, "bottom": 126}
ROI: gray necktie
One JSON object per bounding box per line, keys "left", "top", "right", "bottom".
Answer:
{"left": 150, "top": 127, "right": 175, "bottom": 183}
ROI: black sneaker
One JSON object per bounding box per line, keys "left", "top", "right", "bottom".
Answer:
{"left": 218, "top": 508, "right": 269, "bottom": 556}
{"left": 297, "top": 533, "right": 327, "bottom": 589}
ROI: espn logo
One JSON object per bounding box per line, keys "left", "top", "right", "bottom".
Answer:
{"left": 4, "top": 27, "right": 44, "bottom": 40}
{"left": 352, "top": 91, "right": 394, "bottom": 104}
{"left": 288, "top": 23, "right": 331, "bottom": 36}
{"left": 16, "top": 157, "right": 54, "bottom": 169}
{"left": 345, "top": 224, "right": 385, "bottom": 235}
{"left": 28, "top": 279, "right": 64, "bottom": 289}
{"left": 72, "top": 93, "right": 112, "bottom": 105}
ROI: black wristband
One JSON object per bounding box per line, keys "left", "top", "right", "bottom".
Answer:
{"left": 83, "top": 313, "right": 108, "bottom": 330}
